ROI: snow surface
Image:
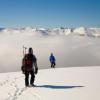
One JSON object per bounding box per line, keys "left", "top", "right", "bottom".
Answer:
{"left": 0, "top": 67, "right": 100, "bottom": 100}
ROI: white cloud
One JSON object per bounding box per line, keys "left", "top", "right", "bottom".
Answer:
{"left": 0, "top": 27, "right": 100, "bottom": 72}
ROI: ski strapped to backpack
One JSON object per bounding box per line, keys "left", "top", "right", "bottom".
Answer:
{"left": 21, "top": 46, "right": 27, "bottom": 73}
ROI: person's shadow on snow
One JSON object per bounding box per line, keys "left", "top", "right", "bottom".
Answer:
{"left": 35, "top": 85, "right": 84, "bottom": 89}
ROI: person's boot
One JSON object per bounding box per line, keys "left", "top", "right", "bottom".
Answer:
{"left": 30, "top": 83, "right": 36, "bottom": 87}
{"left": 25, "top": 83, "right": 29, "bottom": 87}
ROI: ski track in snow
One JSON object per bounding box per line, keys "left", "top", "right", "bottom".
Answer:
{"left": 6, "top": 87, "right": 26, "bottom": 100}
{"left": 0, "top": 74, "right": 41, "bottom": 100}
{"left": 0, "top": 74, "right": 26, "bottom": 100}
{"left": 6, "top": 79, "right": 26, "bottom": 100}
{"left": 0, "top": 79, "right": 9, "bottom": 87}
{"left": 8, "top": 77, "right": 26, "bottom": 100}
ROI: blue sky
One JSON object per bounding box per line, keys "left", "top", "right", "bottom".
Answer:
{"left": 0, "top": 0, "right": 100, "bottom": 28}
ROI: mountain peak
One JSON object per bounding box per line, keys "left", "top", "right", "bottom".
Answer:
{"left": 0, "top": 27, "right": 100, "bottom": 37}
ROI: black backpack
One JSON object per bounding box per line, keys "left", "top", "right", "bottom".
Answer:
{"left": 21, "top": 54, "right": 33, "bottom": 72}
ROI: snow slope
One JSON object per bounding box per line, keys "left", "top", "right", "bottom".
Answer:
{"left": 0, "top": 67, "right": 100, "bottom": 100}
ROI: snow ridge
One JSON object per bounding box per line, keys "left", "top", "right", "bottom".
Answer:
{"left": 0, "top": 27, "right": 100, "bottom": 37}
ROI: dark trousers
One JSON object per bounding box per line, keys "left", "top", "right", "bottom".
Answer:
{"left": 51, "top": 62, "right": 56, "bottom": 68}
{"left": 25, "top": 70, "right": 35, "bottom": 86}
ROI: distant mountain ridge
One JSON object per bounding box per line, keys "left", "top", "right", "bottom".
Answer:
{"left": 0, "top": 27, "right": 100, "bottom": 37}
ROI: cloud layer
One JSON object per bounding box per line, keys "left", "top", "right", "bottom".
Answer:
{"left": 0, "top": 27, "right": 100, "bottom": 72}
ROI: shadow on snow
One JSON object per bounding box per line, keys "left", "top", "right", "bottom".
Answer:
{"left": 35, "top": 85, "right": 84, "bottom": 89}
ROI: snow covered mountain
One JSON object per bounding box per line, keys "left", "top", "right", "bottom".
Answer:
{"left": 74, "top": 27, "right": 100, "bottom": 37}
{"left": 0, "top": 27, "right": 100, "bottom": 37}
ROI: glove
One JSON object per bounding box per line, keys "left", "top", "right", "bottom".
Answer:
{"left": 21, "top": 66, "right": 25, "bottom": 74}
{"left": 35, "top": 67, "right": 38, "bottom": 74}
{"left": 22, "top": 71, "right": 25, "bottom": 74}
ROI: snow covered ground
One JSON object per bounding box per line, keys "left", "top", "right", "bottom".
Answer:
{"left": 0, "top": 67, "right": 100, "bottom": 100}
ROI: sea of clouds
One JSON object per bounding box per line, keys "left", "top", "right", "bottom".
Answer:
{"left": 0, "top": 27, "right": 100, "bottom": 72}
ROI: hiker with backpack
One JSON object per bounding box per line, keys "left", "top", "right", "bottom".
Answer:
{"left": 21, "top": 47, "right": 38, "bottom": 87}
{"left": 49, "top": 53, "right": 56, "bottom": 68}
